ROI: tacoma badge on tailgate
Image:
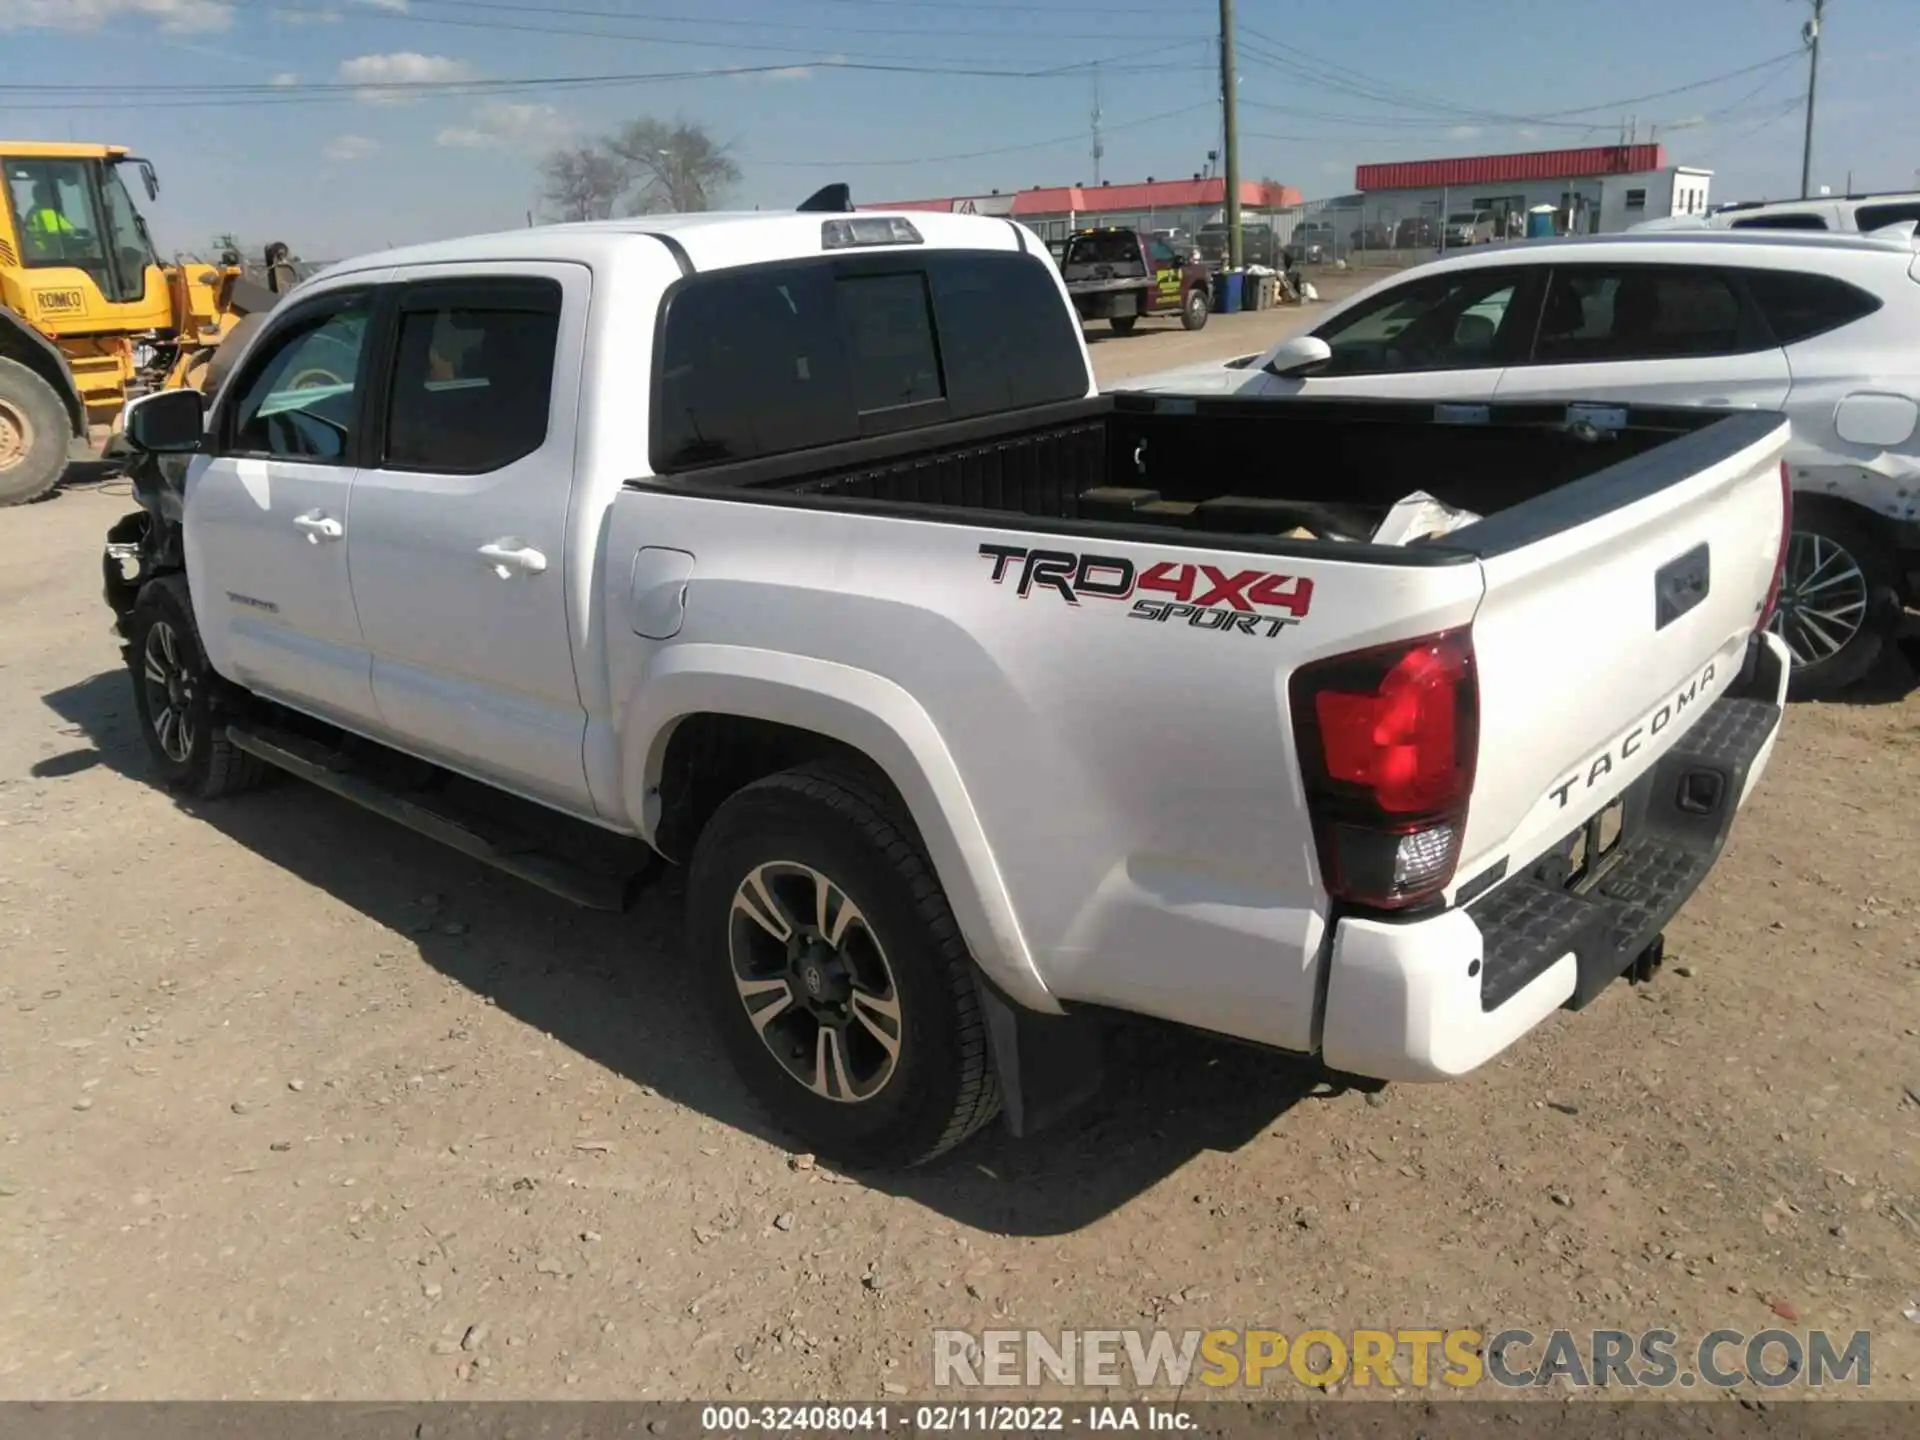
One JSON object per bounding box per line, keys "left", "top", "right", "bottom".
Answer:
{"left": 978, "top": 543, "right": 1313, "bottom": 639}
{"left": 1547, "top": 657, "right": 1720, "bottom": 810}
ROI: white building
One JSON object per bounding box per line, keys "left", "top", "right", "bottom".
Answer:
{"left": 1348, "top": 145, "right": 1712, "bottom": 241}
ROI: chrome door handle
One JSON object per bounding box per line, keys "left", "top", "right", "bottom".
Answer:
{"left": 293, "top": 511, "right": 343, "bottom": 542}
{"left": 478, "top": 539, "right": 548, "bottom": 576}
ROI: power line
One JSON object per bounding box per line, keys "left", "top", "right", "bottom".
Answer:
{"left": 1235, "top": 26, "right": 1803, "bottom": 134}
{"left": 248, "top": 0, "right": 1213, "bottom": 52}
{"left": 0, "top": 47, "right": 1210, "bottom": 106}
{"left": 1692, "top": 97, "right": 1806, "bottom": 164}
{"left": 750, "top": 101, "right": 1216, "bottom": 169}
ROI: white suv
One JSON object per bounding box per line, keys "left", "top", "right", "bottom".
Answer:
{"left": 1127, "top": 229, "right": 1920, "bottom": 698}
{"left": 1711, "top": 191, "right": 1920, "bottom": 235}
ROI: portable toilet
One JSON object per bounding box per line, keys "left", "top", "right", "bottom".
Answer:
{"left": 1525, "top": 205, "right": 1557, "bottom": 239}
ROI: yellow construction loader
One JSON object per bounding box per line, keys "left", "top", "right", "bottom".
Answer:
{"left": 1, "top": 142, "right": 293, "bottom": 506}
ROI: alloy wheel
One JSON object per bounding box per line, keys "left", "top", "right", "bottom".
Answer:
{"left": 728, "top": 861, "right": 903, "bottom": 1103}
{"left": 1769, "top": 530, "right": 1869, "bottom": 669}
{"left": 142, "top": 620, "right": 198, "bottom": 765}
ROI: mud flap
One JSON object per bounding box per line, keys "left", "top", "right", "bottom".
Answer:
{"left": 972, "top": 971, "right": 1104, "bottom": 1138}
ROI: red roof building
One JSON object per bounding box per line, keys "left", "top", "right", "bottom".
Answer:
{"left": 866, "top": 177, "right": 1302, "bottom": 219}
{"left": 1356, "top": 144, "right": 1667, "bottom": 192}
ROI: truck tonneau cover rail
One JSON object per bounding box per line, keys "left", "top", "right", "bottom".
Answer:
{"left": 630, "top": 393, "right": 1788, "bottom": 569}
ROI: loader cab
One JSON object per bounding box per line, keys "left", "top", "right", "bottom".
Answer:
{"left": 1, "top": 143, "right": 168, "bottom": 332}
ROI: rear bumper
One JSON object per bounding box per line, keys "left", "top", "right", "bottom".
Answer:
{"left": 1320, "top": 630, "right": 1789, "bottom": 1082}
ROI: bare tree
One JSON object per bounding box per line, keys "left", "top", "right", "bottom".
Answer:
{"left": 603, "top": 116, "right": 741, "bottom": 214}
{"left": 539, "top": 145, "right": 625, "bottom": 223}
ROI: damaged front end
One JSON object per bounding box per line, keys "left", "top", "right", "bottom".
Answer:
{"left": 103, "top": 450, "right": 190, "bottom": 639}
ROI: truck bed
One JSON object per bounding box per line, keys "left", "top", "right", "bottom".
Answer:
{"left": 644, "top": 392, "right": 1762, "bottom": 561}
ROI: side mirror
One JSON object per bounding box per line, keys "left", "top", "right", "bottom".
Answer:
{"left": 1261, "top": 334, "right": 1333, "bottom": 378}
{"left": 123, "top": 388, "right": 206, "bottom": 455}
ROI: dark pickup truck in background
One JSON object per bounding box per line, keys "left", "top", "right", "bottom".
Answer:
{"left": 1059, "top": 227, "right": 1212, "bottom": 334}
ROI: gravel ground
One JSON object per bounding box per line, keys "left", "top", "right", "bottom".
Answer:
{"left": 2, "top": 293, "right": 1917, "bottom": 1402}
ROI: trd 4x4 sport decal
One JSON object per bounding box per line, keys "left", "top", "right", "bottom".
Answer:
{"left": 978, "top": 543, "right": 1313, "bottom": 639}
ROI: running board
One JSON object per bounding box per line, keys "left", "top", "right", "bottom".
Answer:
{"left": 224, "top": 723, "right": 644, "bottom": 912}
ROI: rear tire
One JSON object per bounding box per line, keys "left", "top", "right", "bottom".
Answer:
{"left": 686, "top": 764, "right": 1000, "bottom": 1168}
{"left": 1108, "top": 314, "right": 1138, "bottom": 335}
{"left": 1181, "top": 287, "right": 1210, "bottom": 331}
{"left": 0, "top": 356, "right": 71, "bottom": 507}
{"left": 126, "top": 576, "right": 270, "bottom": 798}
{"left": 1772, "top": 500, "right": 1904, "bottom": 701}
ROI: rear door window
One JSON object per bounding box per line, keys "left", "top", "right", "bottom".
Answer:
{"left": 1729, "top": 212, "right": 1829, "bottom": 231}
{"left": 1532, "top": 266, "right": 1762, "bottom": 363}
{"left": 382, "top": 279, "right": 562, "bottom": 473}
{"left": 1738, "top": 269, "right": 1883, "bottom": 345}
{"left": 1854, "top": 200, "right": 1920, "bottom": 232}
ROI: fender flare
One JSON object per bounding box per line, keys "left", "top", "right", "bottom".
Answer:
{"left": 0, "top": 308, "right": 86, "bottom": 437}
{"left": 621, "top": 644, "right": 1060, "bottom": 1016}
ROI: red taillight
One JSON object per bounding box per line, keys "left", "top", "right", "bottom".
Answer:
{"left": 1290, "top": 628, "right": 1478, "bottom": 911}
{"left": 1758, "top": 460, "right": 1793, "bottom": 630}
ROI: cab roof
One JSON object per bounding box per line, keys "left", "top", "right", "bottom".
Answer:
{"left": 1, "top": 142, "right": 130, "bottom": 161}
{"left": 312, "top": 209, "right": 1032, "bottom": 285}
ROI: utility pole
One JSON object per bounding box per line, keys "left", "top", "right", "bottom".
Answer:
{"left": 1798, "top": 0, "right": 1826, "bottom": 199}
{"left": 1218, "top": 0, "right": 1242, "bottom": 269}
{"left": 1091, "top": 63, "right": 1104, "bottom": 189}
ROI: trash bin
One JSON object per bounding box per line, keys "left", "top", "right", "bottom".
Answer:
{"left": 1215, "top": 270, "right": 1244, "bottom": 314}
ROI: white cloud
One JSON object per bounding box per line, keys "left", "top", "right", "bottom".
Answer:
{"left": 0, "top": 0, "right": 233, "bottom": 31}
{"left": 356, "top": 0, "right": 409, "bottom": 10}
{"left": 271, "top": 72, "right": 299, "bottom": 87}
{"left": 322, "top": 134, "right": 380, "bottom": 163}
{"left": 435, "top": 101, "right": 572, "bottom": 152}
{"left": 338, "top": 51, "right": 478, "bottom": 104}
{"left": 1518, "top": 127, "right": 1542, "bottom": 141}
{"left": 1446, "top": 125, "right": 1484, "bottom": 140}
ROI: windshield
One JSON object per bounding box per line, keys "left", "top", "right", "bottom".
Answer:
{"left": 1447, "top": 213, "right": 1480, "bottom": 226}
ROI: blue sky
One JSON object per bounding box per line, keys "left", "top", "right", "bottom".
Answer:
{"left": 2, "top": 0, "right": 1915, "bottom": 260}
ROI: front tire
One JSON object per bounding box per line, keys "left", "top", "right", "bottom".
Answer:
{"left": 1771, "top": 501, "right": 1904, "bottom": 700}
{"left": 1181, "top": 287, "right": 1210, "bottom": 331}
{"left": 126, "top": 576, "right": 269, "bottom": 798}
{"left": 686, "top": 765, "right": 999, "bottom": 1168}
{"left": 0, "top": 356, "right": 71, "bottom": 507}
{"left": 1108, "top": 314, "right": 1139, "bottom": 335}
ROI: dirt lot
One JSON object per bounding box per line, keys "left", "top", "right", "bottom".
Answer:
{"left": 2, "top": 299, "right": 1918, "bottom": 1403}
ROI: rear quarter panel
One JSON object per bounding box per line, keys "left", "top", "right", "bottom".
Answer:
{"left": 604, "top": 490, "right": 1485, "bottom": 1051}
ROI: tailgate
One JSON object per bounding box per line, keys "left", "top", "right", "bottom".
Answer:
{"left": 1452, "top": 411, "right": 1789, "bottom": 890}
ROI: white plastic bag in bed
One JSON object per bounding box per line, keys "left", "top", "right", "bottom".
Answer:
{"left": 1370, "top": 490, "right": 1482, "bottom": 546}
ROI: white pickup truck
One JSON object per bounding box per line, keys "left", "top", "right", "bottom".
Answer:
{"left": 104, "top": 201, "right": 1794, "bottom": 1169}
